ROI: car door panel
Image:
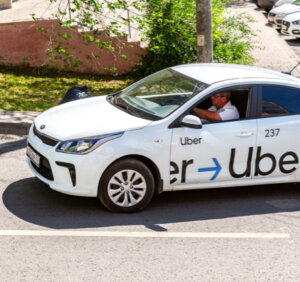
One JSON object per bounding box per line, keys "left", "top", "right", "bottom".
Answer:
{"left": 170, "top": 119, "right": 257, "bottom": 189}
{"left": 255, "top": 85, "right": 300, "bottom": 180}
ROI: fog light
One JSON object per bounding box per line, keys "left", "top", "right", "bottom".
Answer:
{"left": 56, "top": 162, "right": 76, "bottom": 186}
{"left": 292, "top": 30, "right": 300, "bottom": 34}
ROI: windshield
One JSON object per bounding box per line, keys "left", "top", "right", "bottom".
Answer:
{"left": 110, "top": 68, "right": 207, "bottom": 120}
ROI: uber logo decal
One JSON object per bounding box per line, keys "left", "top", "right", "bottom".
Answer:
{"left": 180, "top": 137, "right": 202, "bottom": 146}
{"left": 170, "top": 146, "right": 299, "bottom": 184}
{"left": 170, "top": 160, "right": 193, "bottom": 184}
{"left": 230, "top": 146, "right": 299, "bottom": 178}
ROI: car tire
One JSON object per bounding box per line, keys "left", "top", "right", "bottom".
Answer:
{"left": 98, "top": 158, "right": 155, "bottom": 213}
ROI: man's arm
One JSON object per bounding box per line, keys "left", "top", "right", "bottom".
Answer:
{"left": 193, "top": 107, "right": 222, "bottom": 121}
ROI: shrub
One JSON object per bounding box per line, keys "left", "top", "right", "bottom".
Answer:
{"left": 134, "top": 0, "right": 255, "bottom": 75}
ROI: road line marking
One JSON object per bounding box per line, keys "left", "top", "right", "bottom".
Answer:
{"left": 0, "top": 230, "right": 290, "bottom": 239}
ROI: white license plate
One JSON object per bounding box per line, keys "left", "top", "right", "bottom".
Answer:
{"left": 27, "top": 146, "right": 40, "bottom": 167}
{"left": 282, "top": 25, "right": 288, "bottom": 31}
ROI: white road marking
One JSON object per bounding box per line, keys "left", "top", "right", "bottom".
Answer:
{"left": 0, "top": 230, "right": 290, "bottom": 239}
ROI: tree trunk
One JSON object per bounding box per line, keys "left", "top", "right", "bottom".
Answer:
{"left": 196, "top": 0, "right": 213, "bottom": 62}
{"left": 0, "top": 0, "right": 12, "bottom": 9}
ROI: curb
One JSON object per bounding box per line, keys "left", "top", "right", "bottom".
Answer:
{"left": 0, "top": 111, "right": 39, "bottom": 135}
{"left": 0, "top": 122, "right": 32, "bottom": 135}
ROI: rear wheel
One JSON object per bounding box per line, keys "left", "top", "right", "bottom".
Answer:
{"left": 98, "top": 158, "right": 155, "bottom": 213}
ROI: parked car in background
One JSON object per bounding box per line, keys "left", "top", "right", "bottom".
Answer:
{"left": 268, "top": 1, "right": 300, "bottom": 25}
{"left": 257, "top": 0, "right": 278, "bottom": 11}
{"left": 281, "top": 11, "right": 300, "bottom": 36}
{"left": 274, "top": 0, "right": 294, "bottom": 8}
{"left": 274, "top": 9, "right": 300, "bottom": 27}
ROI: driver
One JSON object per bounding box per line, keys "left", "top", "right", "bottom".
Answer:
{"left": 193, "top": 91, "right": 239, "bottom": 121}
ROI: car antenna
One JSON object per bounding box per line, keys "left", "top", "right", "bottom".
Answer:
{"left": 282, "top": 62, "right": 300, "bottom": 75}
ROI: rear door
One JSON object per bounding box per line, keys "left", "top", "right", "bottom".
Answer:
{"left": 255, "top": 85, "right": 300, "bottom": 181}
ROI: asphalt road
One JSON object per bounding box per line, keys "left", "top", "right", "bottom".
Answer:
{"left": 0, "top": 134, "right": 299, "bottom": 281}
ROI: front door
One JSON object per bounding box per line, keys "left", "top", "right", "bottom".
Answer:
{"left": 170, "top": 119, "right": 257, "bottom": 189}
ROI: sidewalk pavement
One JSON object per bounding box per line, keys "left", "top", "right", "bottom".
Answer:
{"left": 1, "top": 0, "right": 300, "bottom": 136}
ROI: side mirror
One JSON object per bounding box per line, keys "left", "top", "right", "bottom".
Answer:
{"left": 180, "top": 115, "right": 202, "bottom": 129}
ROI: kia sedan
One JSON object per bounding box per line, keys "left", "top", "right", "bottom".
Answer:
{"left": 26, "top": 63, "right": 300, "bottom": 212}
{"left": 268, "top": 0, "right": 300, "bottom": 25}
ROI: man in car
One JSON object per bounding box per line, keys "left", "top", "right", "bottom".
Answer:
{"left": 193, "top": 91, "right": 239, "bottom": 122}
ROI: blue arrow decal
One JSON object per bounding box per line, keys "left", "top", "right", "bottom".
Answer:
{"left": 198, "top": 158, "right": 222, "bottom": 181}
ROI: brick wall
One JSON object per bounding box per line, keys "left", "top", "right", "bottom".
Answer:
{"left": 0, "top": 20, "right": 146, "bottom": 74}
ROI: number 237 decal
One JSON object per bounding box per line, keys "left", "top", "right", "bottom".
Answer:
{"left": 265, "top": 128, "right": 280, "bottom": 137}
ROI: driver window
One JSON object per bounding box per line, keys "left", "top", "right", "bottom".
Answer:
{"left": 192, "top": 88, "right": 251, "bottom": 123}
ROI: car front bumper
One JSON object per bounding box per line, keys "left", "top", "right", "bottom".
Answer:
{"left": 26, "top": 125, "right": 108, "bottom": 197}
{"left": 281, "top": 20, "right": 300, "bottom": 37}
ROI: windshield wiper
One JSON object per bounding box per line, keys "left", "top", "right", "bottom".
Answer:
{"left": 114, "top": 102, "right": 143, "bottom": 118}
{"left": 107, "top": 91, "right": 122, "bottom": 104}
{"left": 107, "top": 95, "right": 114, "bottom": 103}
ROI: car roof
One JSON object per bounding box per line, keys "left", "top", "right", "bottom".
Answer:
{"left": 171, "top": 63, "right": 300, "bottom": 85}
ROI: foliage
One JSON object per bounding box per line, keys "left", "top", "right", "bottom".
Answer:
{"left": 134, "top": 0, "right": 255, "bottom": 75}
{"left": 213, "top": 0, "right": 255, "bottom": 65}
{"left": 133, "top": 0, "right": 196, "bottom": 75}
{"left": 0, "top": 65, "right": 134, "bottom": 111}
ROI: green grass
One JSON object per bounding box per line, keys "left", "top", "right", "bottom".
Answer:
{"left": 0, "top": 66, "right": 136, "bottom": 112}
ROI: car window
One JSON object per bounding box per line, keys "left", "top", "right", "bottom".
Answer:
{"left": 112, "top": 69, "right": 208, "bottom": 120}
{"left": 192, "top": 88, "right": 251, "bottom": 123}
{"left": 261, "top": 86, "right": 300, "bottom": 117}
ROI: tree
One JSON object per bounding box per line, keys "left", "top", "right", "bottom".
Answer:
{"left": 196, "top": 0, "right": 213, "bottom": 62}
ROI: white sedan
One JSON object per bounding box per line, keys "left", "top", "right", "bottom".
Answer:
{"left": 26, "top": 63, "right": 300, "bottom": 212}
{"left": 281, "top": 11, "right": 300, "bottom": 36}
{"left": 268, "top": 0, "right": 300, "bottom": 26}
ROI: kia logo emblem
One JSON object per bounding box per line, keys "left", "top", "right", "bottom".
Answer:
{"left": 40, "top": 125, "right": 46, "bottom": 130}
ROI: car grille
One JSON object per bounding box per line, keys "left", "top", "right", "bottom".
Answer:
{"left": 29, "top": 143, "right": 54, "bottom": 181}
{"left": 33, "top": 125, "right": 58, "bottom": 147}
{"left": 275, "top": 19, "right": 282, "bottom": 25}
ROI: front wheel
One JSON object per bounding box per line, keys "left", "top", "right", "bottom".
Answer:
{"left": 98, "top": 158, "right": 155, "bottom": 213}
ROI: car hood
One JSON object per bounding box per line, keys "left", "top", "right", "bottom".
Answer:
{"left": 34, "top": 96, "right": 152, "bottom": 140}
{"left": 270, "top": 4, "right": 300, "bottom": 13}
{"left": 283, "top": 10, "right": 300, "bottom": 20}
{"left": 275, "top": 0, "right": 294, "bottom": 7}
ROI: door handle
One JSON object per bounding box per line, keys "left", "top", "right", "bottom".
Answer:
{"left": 237, "top": 132, "right": 253, "bottom": 137}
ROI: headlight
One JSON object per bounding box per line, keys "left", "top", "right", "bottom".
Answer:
{"left": 292, "top": 20, "right": 300, "bottom": 25}
{"left": 56, "top": 132, "right": 124, "bottom": 154}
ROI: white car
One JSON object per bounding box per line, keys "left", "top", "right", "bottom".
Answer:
{"left": 274, "top": 0, "right": 294, "bottom": 8}
{"left": 281, "top": 11, "right": 300, "bottom": 36}
{"left": 268, "top": 1, "right": 300, "bottom": 26}
{"left": 26, "top": 63, "right": 300, "bottom": 212}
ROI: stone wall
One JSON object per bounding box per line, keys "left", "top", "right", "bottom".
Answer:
{"left": 0, "top": 20, "right": 146, "bottom": 74}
